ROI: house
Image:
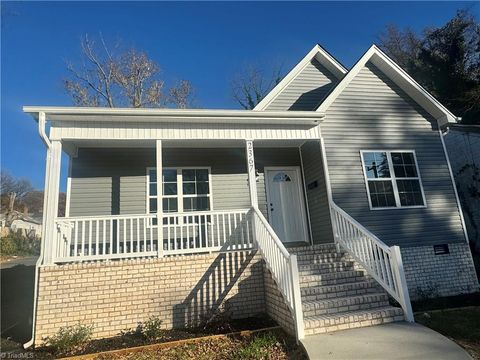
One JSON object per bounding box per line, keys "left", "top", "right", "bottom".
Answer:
{"left": 11, "top": 217, "right": 42, "bottom": 238}
{"left": 444, "top": 124, "right": 480, "bottom": 254}
{"left": 23, "top": 44, "right": 479, "bottom": 347}
{"left": 0, "top": 212, "right": 42, "bottom": 238}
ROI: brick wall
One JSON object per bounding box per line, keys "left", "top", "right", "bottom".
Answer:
{"left": 35, "top": 251, "right": 267, "bottom": 344}
{"left": 402, "top": 242, "right": 479, "bottom": 300}
{"left": 263, "top": 265, "right": 296, "bottom": 336}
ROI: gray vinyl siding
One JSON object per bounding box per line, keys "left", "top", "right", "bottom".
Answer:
{"left": 321, "top": 61, "right": 465, "bottom": 248}
{"left": 69, "top": 147, "right": 301, "bottom": 222}
{"left": 265, "top": 59, "right": 338, "bottom": 111}
{"left": 300, "top": 141, "right": 333, "bottom": 244}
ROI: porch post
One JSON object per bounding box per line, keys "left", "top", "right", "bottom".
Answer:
{"left": 245, "top": 139, "right": 258, "bottom": 208}
{"left": 43, "top": 140, "right": 62, "bottom": 265}
{"left": 156, "top": 140, "right": 164, "bottom": 257}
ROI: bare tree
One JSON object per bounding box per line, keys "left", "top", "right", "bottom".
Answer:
{"left": 231, "top": 63, "right": 283, "bottom": 110}
{"left": 64, "top": 34, "right": 193, "bottom": 108}
{"left": 169, "top": 80, "right": 194, "bottom": 109}
{"left": 377, "top": 24, "right": 422, "bottom": 70}
{"left": 1, "top": 170, "right": 34, "bottom": 226}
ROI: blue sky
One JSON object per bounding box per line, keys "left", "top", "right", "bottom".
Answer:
{"left": 1, "top": 1, "right": 477, "bottom": 191}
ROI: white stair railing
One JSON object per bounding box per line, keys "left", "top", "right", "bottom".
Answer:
{"left": 330, "top": 202, "right": 414, "bottom": 321}
{"left": 250, "top": 207, "right": 305, "bottom": 340}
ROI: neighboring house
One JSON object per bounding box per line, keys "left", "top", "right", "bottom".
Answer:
{"left": 0, "top": 212, "right": 42, "bottom": 238}
{"left": 11, "top": 218, "right": 42, "bottom": 238}
{"left": 445, "top": 124, "right": 480, "bottom": 253}
{"left": 23, "top": 44, "right": 479, "bottom": 347}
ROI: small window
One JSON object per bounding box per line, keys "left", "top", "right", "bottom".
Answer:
{"left": 147, "top": 167, "right": 212, "bottom": 216}
{"left": 361, "top": 151, "right": 426, "bottom": 210}
{"left": 273, "top": 172, "right": 292, "bottom": 182}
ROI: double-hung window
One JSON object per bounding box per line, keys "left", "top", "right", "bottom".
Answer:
{"left": 147, "top": 167, "right": 212, "bottom": 217}
{"left": 360, "top": 151, "right": 426, "bottom": 209}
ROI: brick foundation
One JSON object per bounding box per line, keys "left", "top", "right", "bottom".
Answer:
{"left": 402, "top": 242, "right": 479, "bottom": 300}
{"left": 263, "top": 265, "right": 296, "bottom": 336}
{"left": 35, "top": 251, "right": 268, "bottom": 344}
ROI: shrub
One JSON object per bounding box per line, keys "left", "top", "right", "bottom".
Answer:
{"left": 1, "top": 236, "right": 17, "bottom": 255}
{"left": 138, "top": 316, "right": 164, "bottom": 341}
{"left": 45, "top": 323, "right": 93, "bottom": 355}
{"left": 235, "top": 333, "right": 279, "bottom": 360}
{"left": 0, "top": 230, "right": 40, "bottom": 256}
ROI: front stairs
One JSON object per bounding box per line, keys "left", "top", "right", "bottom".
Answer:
{"left": 289, "top": 244, "right": 405, "bottom": 336}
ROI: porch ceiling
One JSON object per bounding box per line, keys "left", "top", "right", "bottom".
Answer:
{"left": 62, "top": 138, "right": 308, "bottom": 150}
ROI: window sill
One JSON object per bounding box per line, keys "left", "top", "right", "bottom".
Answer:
{"left": 369, "top": 205, "right": 427, "bottom": 211}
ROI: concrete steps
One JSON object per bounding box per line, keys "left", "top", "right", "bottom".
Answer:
{"left": 289, "top": 244, "right": 404, "bottom": 336}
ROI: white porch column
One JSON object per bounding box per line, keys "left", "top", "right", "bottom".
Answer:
{"left": 245, "top": 139, "right": 258, "bottom": 208}
{"left": 42, "top": 140, "right": 62, "bottom": 265}
{"left": 156, "top": 140, "right": 164, "bottom": 257}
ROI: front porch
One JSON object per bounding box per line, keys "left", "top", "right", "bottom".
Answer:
{"left": 54, "top": 139, "right": 331, "bottom": 264}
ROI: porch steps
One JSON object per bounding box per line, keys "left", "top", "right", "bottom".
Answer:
{"left": 298, "top": 261, "right": 355, "bottom": 274}
{"left": 289, "top": 244, "right": 405, "bottom": 336}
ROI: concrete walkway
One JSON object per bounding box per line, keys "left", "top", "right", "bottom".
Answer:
{"left": 301, "top": 322, "right": 471, "bottom": 360}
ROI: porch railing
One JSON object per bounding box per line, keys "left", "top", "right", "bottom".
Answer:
{"left": 250, "top": 207, "right": 304, "bottom": 340}
{"left": 54, "top": 209, "right": 253, "bottom": 262}
{"left": 330, "top": 202, "right": 414, "bottom": 321}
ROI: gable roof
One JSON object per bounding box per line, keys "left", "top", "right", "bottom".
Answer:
{"left": 253, "top": 44, "right": 347, "bottom": 111}
{"left": 316, "top": 44, "right": 459, "bottom": 127}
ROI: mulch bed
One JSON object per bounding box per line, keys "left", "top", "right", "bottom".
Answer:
{"left": 91, "top": 329, "right": 305, "bottom": 360}
{"left": 2, "top": 315, "right": 286, "bottom": 359}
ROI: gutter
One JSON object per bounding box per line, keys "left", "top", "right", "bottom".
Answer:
{"left": 22, "top": 106, "right": 325, "bottom": 125}
{"left": 23, "top": 112, "right": 49, "bottom": 349}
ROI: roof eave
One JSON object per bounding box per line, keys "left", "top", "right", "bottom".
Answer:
{"left": 23, "top": 106, "right": 325, "bottom": 126}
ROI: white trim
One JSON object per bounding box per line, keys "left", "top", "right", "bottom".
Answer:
{"left": 264, "top": 166, "right": 309, "bottom": 243}
{"left": 360, "top": 150, "right": 427, "bottom": 210}
{"left": 24, "top": 106, "right": 324, "bottom": 125}
{"left": 155, "top": 140, "right": 163, "bottom": 256}
{"left": 65, "top": 155, "right": 72, "bottom": 218}
{"left": 317, "top": 45, "right": 459, "bottom": 127}
{"left": 245, "top": 139, "right": 259, "bottom": 208}
{"left": 254, "top": 44, "right": 347, "bottom": 111}
{"left": 146, "top": 166, "right": 213, "bottom": 216}
{"left": 439, "top": 130, "right": 470, "bottom": 244}
{"left": 298, "top": 146, "right": 314, "bottom": 245}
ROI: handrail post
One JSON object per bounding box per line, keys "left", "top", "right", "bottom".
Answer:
{"left": 289, "top": 255, "right": 305, "bottom": 340}
{"left": 391, "top": 246, "right": 414, "bottom": 322}
{"left": 156, "top": 140, "right": 164, "bottom": 258}
{"left": 250, "top": 209, "right": 258, "bottom": 251}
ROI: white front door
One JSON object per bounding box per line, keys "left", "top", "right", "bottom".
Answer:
{"left": 265, "top": 167, "right": 308, "bottom": 243}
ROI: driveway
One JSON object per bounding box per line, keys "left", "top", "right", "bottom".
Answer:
{"left": 301, "top": 322, "right": 471, "bottom": 360}
{"left": 1, "top": 257, "right": 37, "bottom": 344}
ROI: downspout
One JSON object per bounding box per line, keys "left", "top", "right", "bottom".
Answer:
{"left": 23, "top": 111, "right": 51, "bottom": 349}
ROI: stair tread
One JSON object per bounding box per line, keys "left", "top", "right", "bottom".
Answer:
{"left": 304, "top": 306, "right": 403, "bottom": 322}
{"left": 301, "top": 279, "right": 379, "bottom": 291}
{"left": 300, "top": 270, "right": 365, "bottom": 281}
{"left": 302, "top": 292, "right": 388, "bottom": 307}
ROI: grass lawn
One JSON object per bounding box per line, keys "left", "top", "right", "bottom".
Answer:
{"left": 416, "top": 306, "right": 480, "bottom": 359}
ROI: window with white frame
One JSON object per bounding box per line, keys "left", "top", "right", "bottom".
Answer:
{"left": 147, "top": 167, "right": 211, "bottom": 215}
{"left": 361, "top": 151, "right": 426, "bottom": 209}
